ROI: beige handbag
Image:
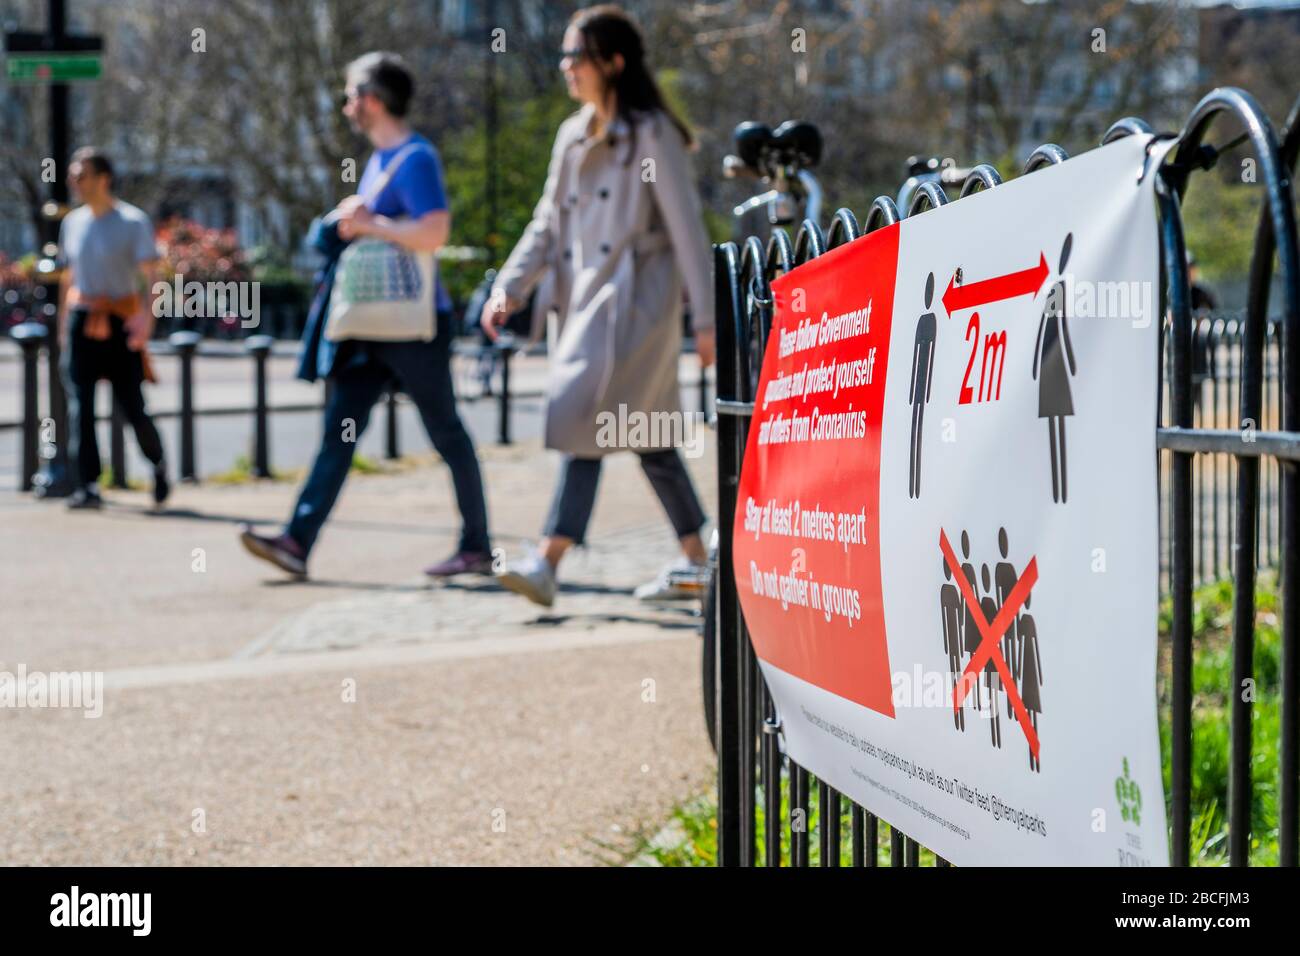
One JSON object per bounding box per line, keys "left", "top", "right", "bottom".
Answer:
{"left": 324, "top": 142, "right": 437, "bottom": 343}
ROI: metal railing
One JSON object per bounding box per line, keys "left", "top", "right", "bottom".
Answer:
{"left": 0, "top": 326, "right": 543, "bottom": 491}
{"left": 2, "top": 324, "right": 713, "bottom": 491}
{"left": 1160, "top": 314, "right": 1286, "bottom": 588}
{"left": 712, "top": 86, "right": 1300, "bottom": 867}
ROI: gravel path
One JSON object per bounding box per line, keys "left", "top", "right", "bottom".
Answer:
{"left": 0, "top": 438, "right": 717, "bottom": 864}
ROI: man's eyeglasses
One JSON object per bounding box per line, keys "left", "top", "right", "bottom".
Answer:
{"left": 559, "top": 47, "right": 589, "bottom": 64}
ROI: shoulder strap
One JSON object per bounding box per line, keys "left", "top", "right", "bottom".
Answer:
{"left": 359, "top": 141, "right": 434, "bottom": 205}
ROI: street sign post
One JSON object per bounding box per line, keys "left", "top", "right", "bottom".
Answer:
{"left": 4, "top": 2, "right": 105, "bottom": 499}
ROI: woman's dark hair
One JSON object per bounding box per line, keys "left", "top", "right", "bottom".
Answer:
{"left": 570, "top": 4, "right": 694, "bottom": 152}
{"left": 346, "top": 51, "right": 414, "bottom": 118}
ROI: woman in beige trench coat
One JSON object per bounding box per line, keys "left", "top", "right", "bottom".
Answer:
{"left": 483, "top": 4, "right": 715, "bottom": 608}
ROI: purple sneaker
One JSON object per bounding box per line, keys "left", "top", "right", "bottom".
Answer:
{"left": 239, "top": 526, "right": 308, "bottom": 578}
{"left": 423, "top": 550, "right": 494, "bottom": 578}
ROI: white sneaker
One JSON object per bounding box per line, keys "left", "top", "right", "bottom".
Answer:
{"left": 496, "top": 548, "right": 557, "bottom": 608}
{"left": 635, "top": 556, "right": 710, "bottom": 602}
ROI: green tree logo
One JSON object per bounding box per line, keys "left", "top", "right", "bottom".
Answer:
{"left": 1115, "top": 757, "right": 1142, "bottom": 825}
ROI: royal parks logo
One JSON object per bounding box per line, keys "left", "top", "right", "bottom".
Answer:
{"left": 1113, "top": 756, "right": 1151, "bottom": 866}
{"left": 1115, "top": 756, "right": 1143, "bottom": 826}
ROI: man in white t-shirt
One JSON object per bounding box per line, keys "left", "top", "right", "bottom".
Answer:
{"left": 57, "top": 146, "right": 168, "bottom": 510}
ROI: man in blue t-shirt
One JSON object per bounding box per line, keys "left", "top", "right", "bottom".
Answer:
{"left": 351, "top": 133, "right": 454, "bottom": 315}
{"left": 240, "top": 52, "right": 491, "bottom": 578}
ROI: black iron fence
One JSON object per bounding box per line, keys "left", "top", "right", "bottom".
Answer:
{"left": 0, "top": 325, "right": 543, "bottom": 491}
{"left": 1160, "top": 314, "right": 1286, "bottom": 588}
{"left": 1, "top": 323, "right": 714, "bottom": 492}
{"left": 712, "top": 86, "right": 1300, "bottom": 867}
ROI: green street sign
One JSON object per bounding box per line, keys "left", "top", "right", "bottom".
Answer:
{"left": 6, "top": 53, "right": 102, "bottom": 83}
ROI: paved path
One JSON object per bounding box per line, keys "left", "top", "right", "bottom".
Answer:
{"left": 0, "top": 437, "right": 717, "bottom": 864}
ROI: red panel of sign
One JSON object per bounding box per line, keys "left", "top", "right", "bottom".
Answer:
{"left": 733, "top": 223, "right": 900, "bottom": 716}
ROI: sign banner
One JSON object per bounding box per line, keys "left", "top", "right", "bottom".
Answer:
{"left": 733, "top": 134, "right": 1168, "bottom": 866}
{"left": 5, "top": 53, "right": 102, "bottom": 83}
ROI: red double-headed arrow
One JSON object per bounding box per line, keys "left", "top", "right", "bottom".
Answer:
{"left": 941, "top": 252, "right": 1049, "bottom": 316}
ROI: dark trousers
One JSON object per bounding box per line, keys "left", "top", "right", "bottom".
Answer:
{"left": 288, "top": 320, "right": 490, "bottom": 555}
{"left": 543, "top": 449, "right": 707, "bottom": 546}
{"left": 61, "top": 311, "right": 165, "bottom": 488}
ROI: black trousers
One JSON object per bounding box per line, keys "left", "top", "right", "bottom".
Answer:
{"left": 61, "top": 310, "right": 165, "bottom": 488}
{"left": 287, "top": 314, "right": 491, "bottom": 556}
{"left": 543, "top": 449, "right": 707, "bottom": 546}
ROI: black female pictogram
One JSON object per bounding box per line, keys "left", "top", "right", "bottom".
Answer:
{"left": 980, "top": 563, "right": 1002, "bottom": 749}
{"left": 994, "top": 527, "right": 1021, "bottom": 718}
{"left": 959, "top": 531, "right": 981, "bottom": 713}
{"left": 1032, "top": 234, "right": 1077, "bottom": 503}
{"left": 1019, "top": 592, "right": 1043, "bottom": 772}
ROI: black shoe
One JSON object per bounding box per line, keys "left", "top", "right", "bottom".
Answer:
{"left": 153, "top": 462, "right": 170, "bottom": 508}
{"left": 423, "top": 550, "right": 494, "bottom": 577}
{"left": 67, "top": 487, "right": 103, "bottom": 511}
{"left": 239, "top": 525, "right": 308, "bottom": 578}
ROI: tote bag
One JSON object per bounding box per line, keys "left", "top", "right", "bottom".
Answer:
{"left": 324, "top": 142, "right": 438, "bottom": 343}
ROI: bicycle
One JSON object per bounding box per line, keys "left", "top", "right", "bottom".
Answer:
{"left": 695, "top": 143, "right": 976, "bottom": 752}
{"left": 688, "top": 119, "right": 826, "bottom": 752}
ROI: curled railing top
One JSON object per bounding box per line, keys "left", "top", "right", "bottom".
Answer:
{"left": 792, "top": 218, "right": 825, "bottom": 264}
{"left": 905, "top": 180, "right": 948, "bottom": 217}
{"left": 1103, "top": 116, "right": 1154, "bottom": 144}
{"left": 1023, "top": 143, "right": 1069, "bottom": 173}
{"left": 958, "top": 163, "right": 1002, "bottom": 197}
{"left": 825, "top": 209, "right": 860, "bottom": 249}
{"left": 864, "top": 196, "right": 900, "bottom": 233}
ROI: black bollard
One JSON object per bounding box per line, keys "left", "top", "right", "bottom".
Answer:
{"left": 169, "top": 331, "right": 202, "bottom": 481}
{"left": 699, "top": 354, "right": 709, "bottom": 418}
{"left": 11, "top": 322, "right": 47, "bottom": 492}
{"left": 30, "top": 305, "right": 73, "bottom": 498}
{"left": 246, "top": 335, "right": 274, "bottom": 478}
{"left": 497, "top": 340, "right": 513, "bottom": 446}
{"left": 385, "top": 383, "right": 399, "bottom": 460}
